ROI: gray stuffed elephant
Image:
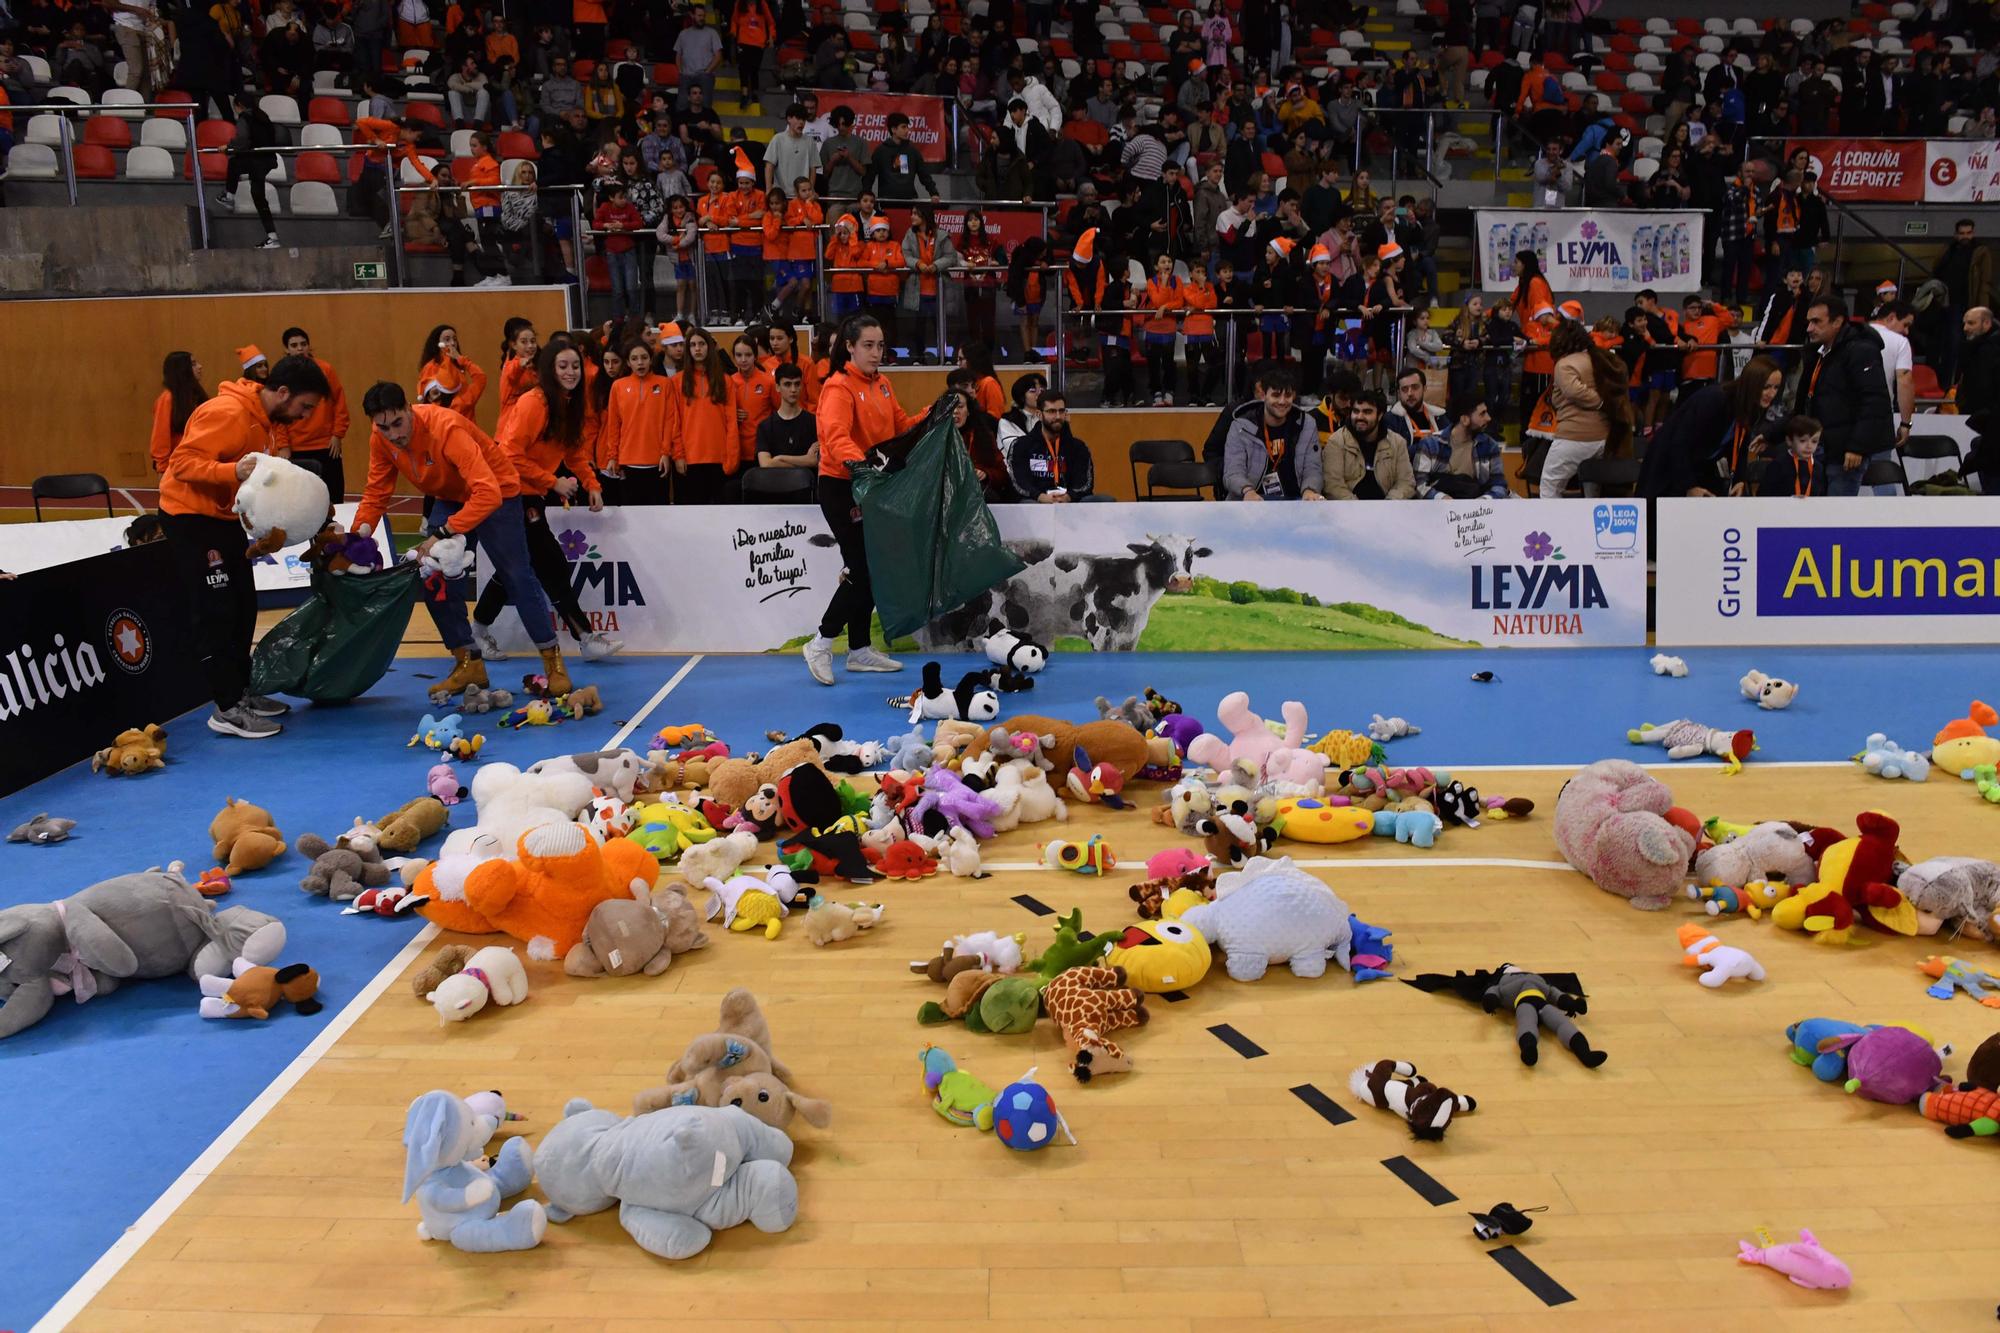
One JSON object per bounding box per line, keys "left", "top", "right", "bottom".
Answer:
{"left": 0, "top": 867, "right": 284, "bottom": 1039}
{"left": 534, "top": 1100, "right": 799, "bottom": 1260}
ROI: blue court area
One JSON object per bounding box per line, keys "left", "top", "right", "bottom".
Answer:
{"left": 0, "top": 642, "right": 1986, "bottom": 1324}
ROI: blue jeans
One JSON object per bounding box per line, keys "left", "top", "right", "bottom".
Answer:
{"left": 1823, "top": 457, "right": 1894, "bottom": 496}
{"left": 607, "top": 247, "right": 639, "bottom": 317}
{"left": 427, "top": 497, "right": 556, "bottom": 651}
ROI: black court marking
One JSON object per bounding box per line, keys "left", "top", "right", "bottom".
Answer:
{"left": 1159, "top": 989, "right": 1190, "bottom": 1003}
{"left": 1011, "top": 894, "right": 1054, "bottom": 916}
{"left": 1487, "top": 1245, "right": 1576, "bottom": 1306}
{"left": 1289, "top": 1083, "right": 1356, "bottom": 1126}
{"left": 1207, "top": 1024, "right": 1266, "bottom": 1058}
{"left": 1381, "top": 1155, "right": 1457, "bottom": 1206}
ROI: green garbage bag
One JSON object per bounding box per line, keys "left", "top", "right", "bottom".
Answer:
{"left": 850, "top": 400, "right": 1025, "bottom": 641}
{"left": 249, "top": 562, "right": 421, "bottom": 703}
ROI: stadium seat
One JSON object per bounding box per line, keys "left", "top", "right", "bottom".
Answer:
{"left": 234, "top": 182, "right": 283, "bottom": 215}
{"left": 83, "top": 117, "right": 130, "bottom": 149}
{"left": 449, "top": 156, "right": 477, "bottom": 185}
{"left": 260, "top": 94, "right": 303, "bottom": 126}
{"left": 1638, "top": 35, "right": 1667, "bottom": 53}
{"left": 652, "top": 62, "right": 679, "bottom": 84}
{"left": 290, "top": 181, "right": 338, "bottom": 215}
{"left": 1702, "top": 16, "right": 1729, "bottom": 33}
{"left": 1620, "top": 92, "right": 1652, "bottom": 116}
{"left": 301, "top": 123, "right": 344, "bottom": 148}
{"left": 21, "top": 54, "right": 52, "bottom": 84}
{"left": 1697, "top": 34, "right": 1724, "bottom": 53}
{"left": 196, "top": 119, "right": 236, "bottom": 150}
{"left": 497, "top": 130, "right": 537, "bottom": 160}
{"left": 113, "top": 59, "right": 129, "bottom": 88}
{"left": 1695, "top": 51, "right": 1720, "bottom": 70}
{"left": 313, "top": 69, "right": 343, "bottom": 94}
{"left": 1731, "top": 16, "right": 1759, "bottom": 33}
{"left": 297, "top": 151, "right": 343, "bottom": 183}
{"left": 501, "top": 156, "right": 531, "bottom": 184}
{"left": 5, "top": 144, "right": 60, "bottom": 178}
{"left": 124, "top": 145, "right": 175, "bottom": 179}
{"left": 24, "top": 114, "right": 67, "bottom": 147}
{"left": 308, "top": 96, "right": 351, "bottom": 127}
{"left": 1340, "top": 28, "right": 1366, "bottom": 47}
{"left": 1630, "top": 157, "right": 1660, "bottom": 182}
{"left": 400, "top": 155, "right": 439, "bottom": 184}
{"left": 449, "top": 128, "right": 476, "bottom": 158}
{"left": 1644, "top": 17, "right": 1672, "bottom": 33}
{"left": 184, "top": 147, "right": 225, "bottom": 179}
{"left": 46, "top": 85, "right": 91, "bottom": 110}
{"left": 73, "top": 144, "right": 115, "bottom": 179}
{"left": 1637, "top": 135, "right": 1664, "bottom": 158}
{"left": 140, "top": 117, "right": 188, "bottom": 150}
{"left": 1889, "top": 0, "right": 1916, "bottom": 14}
{"left": 101, "top": 88, "right": 146, "bottom": 119}
{"left": 404, "top": 100, "right": 447, "bottom": 129}
{"left": 1627, "top": 71, "right": 1656, "bottom": 92}
{"left": 152, "top": 90, "right": 194, "bottom": 118}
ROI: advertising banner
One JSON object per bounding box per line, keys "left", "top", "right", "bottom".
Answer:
{"left": 486, "top": 500, "right": 1648, "bottom": 653}
{"left": 881, "top": 203, "right": 1046, "bottom": 253}
{"left": 1477, "top": 210, "right": 1704, "bottom": 293}
{"left": 0, "top": 545, "right": 209, "bottom": 795}
{"left": 1654, "top": 496, "right": 2000, "bottom": 645}
{"left": 1923, "top": 140, "right": 2000, "bottom": 203}
{"left": 0, "top": 504, "right": 364, "bottom": 592}
{"left": 1790, "top": 139, "right": 1926, "bottom": 202}
{"left": 806, "top": 90, "right": 951, "bottom": 165}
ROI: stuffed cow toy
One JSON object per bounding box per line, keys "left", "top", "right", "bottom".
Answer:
{"left": 533, "top": 1100, "right": 800, "bottom": 1260}
{"left": 0, "top": 868, "right": 284, "bottom": 1039}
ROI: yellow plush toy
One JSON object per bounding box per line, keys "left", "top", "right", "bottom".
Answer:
{"left": 1105, "top": 919, "right": 1212, "bottom": 992}
{"left": 1308, "top": 730, "right": 1377, "bottom": 769}
{"left": 1273, "top": 797, "right": 1374, "bottom": 845}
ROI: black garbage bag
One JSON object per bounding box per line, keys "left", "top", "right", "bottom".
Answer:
{"left": 849, "top": 398, "right": 1025, "bottom": 641}
{"left": 249, "top": 562, "right": 421, "bottom": 703}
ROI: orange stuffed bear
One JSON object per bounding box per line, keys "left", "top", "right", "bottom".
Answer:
{"left": 418, "top": 822, "right": 659, "bottom": 960}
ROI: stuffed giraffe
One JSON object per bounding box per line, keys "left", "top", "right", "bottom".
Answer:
{"left": 1042, "top": 965, "right": 1147, "bottom": 1084}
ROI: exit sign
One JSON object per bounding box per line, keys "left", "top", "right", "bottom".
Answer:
{"left": 1904, "top": 219, "right": 1929, "bottom": 236}
{"left": 352, "top": 261, "right": 385, "bottom": 280}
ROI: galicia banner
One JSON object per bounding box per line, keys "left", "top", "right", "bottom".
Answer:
{"left": 1654, "top": 496, "right": 2000, "bottom": 644}
{"left": 485, "top": 500, "right": 1648, "bottom": 653}
{"left": 0, "top": 544, "right": 209, "bottom": 796}
{"left": 806, "top": 90, "right": 951, "bottom": 165}
{"left": 1476, "top": 209, "right": 1705, "bottom": 293}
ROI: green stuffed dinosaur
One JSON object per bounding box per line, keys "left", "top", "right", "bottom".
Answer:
{"left": 1028, "top": 909, "right": 1111, "bottom": 979}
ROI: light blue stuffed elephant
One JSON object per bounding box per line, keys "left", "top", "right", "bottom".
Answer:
{"left": 401, "top": 1090, "right": 547, "bottom": 1252}
{"left": 534, "top": 1100, "right": 798, "bottom": 1259}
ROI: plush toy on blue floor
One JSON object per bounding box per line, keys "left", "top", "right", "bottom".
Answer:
{"left": 983, "top": 623, "right": 1048, "bottom": 674}
{"left": 1853, "top": 733, "right": 1930, "bottom": 782}
{"left": 1627, "top": 720, "right": 1757, "bottom": 774}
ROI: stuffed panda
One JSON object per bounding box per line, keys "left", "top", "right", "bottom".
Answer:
{"left": 983, "top": 622, "right": 1049, "bottom": 675}
{"left": 907, "top": 662, "right": 1001, "bottom": 725}
{"left": 1433, "top": 780, "right": 1483, "bottom": 828}
{"left": 799, "top": 722, "right": 888, "bottom": 775}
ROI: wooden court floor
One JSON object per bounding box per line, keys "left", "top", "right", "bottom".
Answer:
{"left": 69, "top": 765, "right": 2000, "bottom": 1332}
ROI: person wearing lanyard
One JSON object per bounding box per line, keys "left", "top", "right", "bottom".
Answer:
{"left": 803, "top": 314, "right": 915, "bottom": 686}
{"left": 1008, "top": 389, "right": 1096, "bottom": 502}
{"left": 1757, "top": 415, "right": 1827, "bottom": 497}
{"left": 1221, "top": 361, "right": 1323, "bottom": 500}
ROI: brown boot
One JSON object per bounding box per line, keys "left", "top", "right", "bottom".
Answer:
{"left": 440, "top": 647, "right": 489, "bottom": 694}
{"left": 539, "top": 644, "right": 572, "bottom": 697}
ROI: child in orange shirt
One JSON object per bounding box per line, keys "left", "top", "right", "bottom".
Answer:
{"left": 862, "top": 216, "right": 904, "bottom": 349}
{"left": 602, "top": 338, "right": 672, "bottom": 503}
{"left": 697, "top": 172, "right": 737, "bottom": 326}
{"left": 670, "top": 328, "right": 755, "bottom": 502}
{"left": 782, "top": 177, "right": 823, "bottom": 319}
{"left": 1141, "top": 252, "right": 1184, "bottom": 406}
{"left": 498, "top": 318, "right": 539, "bottom": 413}
{"left": 1181, "top": 260, "right": 1220, "bottom": 406}
{"left": 729, "top": 157, "right": 766, "bottom": 321}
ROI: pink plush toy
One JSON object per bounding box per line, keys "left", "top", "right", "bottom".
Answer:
{"left": 1737, "top": 1229, "right": 1852, "bottom": 1290}
{"left": 1186, "top": 692, "right": 1328, "bottom": 787}
{"left": 1146, "top": 848, "right": 1210, "bottom": 880}
{"left": 427, "top": 763, "right": 469, "bottom": 806}
{"left": 1553, "top": 759, "right": 1698, "bottom": 911}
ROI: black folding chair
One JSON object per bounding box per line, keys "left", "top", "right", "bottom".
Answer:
{"left": 1144, "top": 458, "right": 1222, "bottom": 500}
{"left": 738, "top": 466, "right": 817, "bottom": 502}
{"left": 1898, "top": 433, "right": 1963, "bottom": 486}
{"left": 1129, "top": 439, "right": 1194, "bottom": 498}
{"left": 1572, "top": 457, "right": 1641, "bottom": 494}
{"left": 32, "top": 472, "right": 113, "bottom": 520}
{"left": 1861, "top": 457, "right": 1908, "bottom": 494}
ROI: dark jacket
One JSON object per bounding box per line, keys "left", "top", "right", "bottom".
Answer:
{"left": 1582, "top": 151, "right": 1625, "bottom": 207}
{"left": 1798, "top": 321, "right": 1894, "bottom": 462}
{"left": 1009, "top": 423, "right": 1095, "bottom": 499}
{"left": 1638, "top": 382, "right": 1733, "bottom": 498}
{"left": 864, "top": 138, "right": 938, "bottom": 199}
{"left": 1957, "top": 328, "right": 2000, "bottom": 421}
{"left": 1757, "top": 450, "right": 1828, "bottom": 497}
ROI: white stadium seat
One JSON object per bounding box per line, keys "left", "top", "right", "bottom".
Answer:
{"left": 1702, "top": 17, "right": 1729, "bottom": 33}
{"left": 1950, "top": 114, "right": 1969, "bottom": 134}
{"left": 1731, "top": 17, "right": 1759, "bottom": 34}
{"left": 313, "top": 70, "right": 344, "bottom": 94}
{"left": 25, "top": 114, "right": 67, "bottom": 146}
{"left": 21, "top": 54, "right": 52, "bottom": 84}
{"left": 6, "top": 143, "right": 60, "bottom": 178}
{"left": 1631, "top": 157, "right": 1660, "bottom": 182}
{"left": 1644, "top": 114, "right": 1667, "bottom": 136}
{"left": 1328, "top": 48, "right": 1354, "bottom": 66}
{"left": 140, "top": 117, "right": 188, "bottom": 150}
{"left": 301, "top": 123, "right": 344, "bottom": 148}
{"left": 400, "top": 155, "right": 438, "bottom": 185}
{"left": 1059, "top": 58, "right": 1081, "bottom": 80}
{"left": 260, "top": 94, "right": 302, "bottom": 126}
{"left": 103, "top": 88, "right": 147, "bottom": 120}
{"left": 1627, "top": 71, "right": 1656, "bottom": 93}
{"left": 449, "top": 128, "right": 475, "bottom": 158}
{"left": 1562, "top": 71, "right": 1588, "bottom": 92}
{"left": 1638, "top": 35, "right": 1667, "bottom": 54}
{"left": 1698, "top": 34, "right": 1725, "bottom": 53}
{"left": 234, "top": 182, "right": 283, "bottom": 215}
{"left": 290, "top": 181, "right": 338, "bottom": 215}
{"left": 1637, "top": 135, "right": 1664, "bottom": 159}
{"left": 1890, "top": 0, "right": 1917, "bottom": 15}
{"left": 1791, "top": 18, "right": 1815, "bottom": 34}
{"left": 1645, "top": 17, "right": 1672, "bottom": 33}
{"left": 502, "top": 157, "right": 531, "bottom": 184}
{"left": 124, "top": 145, "right": 175, "bottom": 179}
{"left": 1634, "top": 52, "right": 1663, "bottom": 71}
{"left": 1695, "top": 51, "right": 1720, "bottom": 71}
{"left": 46, "top": 85, "right": 91, "bottom": 109}
{"left": 1340, "top": 29, "right": 1367, "bottom": 48}
{"left": 112, "top": 59, "right": 130, "bottom": 88}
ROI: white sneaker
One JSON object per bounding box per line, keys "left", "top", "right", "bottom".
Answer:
{"left": 803, "top": 636, "right": 834, "bottom": 686}
{"left": 472, "top": 622, "right": 509, "bottom": 660}
{"left": 1160, "top": 392, "right": 1174, "bottom": 406}
{"left": 475, "top": 274, "right": 512, "bottom": 287}
{"left": 845, "top": 646, "right": 903, "bottom": 672}
{"left": 214, "top": 192, "right": 235, "bottom": 209}
{"left": 208, "top": 704, "right": 281, "bottom": 739}
{"left": 259, "top": 233, "right": 281, "bottom": 249}
{"left": 579, "top": 630, "right": 622, "bottom": 659}
{"left": 378, "top": 223, "right": 395, "bottom": 238}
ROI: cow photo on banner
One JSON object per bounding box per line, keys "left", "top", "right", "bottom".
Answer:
{"left": 482, "top": 502, "right": 1648, "bottom": 654}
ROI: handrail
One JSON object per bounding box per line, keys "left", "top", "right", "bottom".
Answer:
{"left": 1819, "top": 192, "right": 1938, "bottom": 289}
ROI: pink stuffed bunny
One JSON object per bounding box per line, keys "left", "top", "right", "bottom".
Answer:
{"left": 1186, "top": 693, "right": 1312, "bottom": 782}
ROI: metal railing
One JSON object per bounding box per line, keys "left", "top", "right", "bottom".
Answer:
{"left": 5, "top": 99, "right": 210, "bottom": 241}
{"left": 1349, "top": 105, "right": 1514, "bottom": 199}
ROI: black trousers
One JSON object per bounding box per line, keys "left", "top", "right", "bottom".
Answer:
{"left": 289, "top": 446, "right": 346, "bottom": 502}
{"left": 816, "top": 476, "right": 872, "bottom": 649}
{"left": 677, "top": 462, "right": 729, "bottom": 504}
{"left": 737, "top": 43, "right": 763, "bottom": 104}
{"left": 225, "top": 151, "right": 277, "bottom": 233}
{"left": 472, "top": 499, "right": 591, "bottom": 639}
{"left": 162, "top": 511, "right": 257, "bottom": 711}
{"left": 617, "top": 465, "right": 672, "bottom": 504}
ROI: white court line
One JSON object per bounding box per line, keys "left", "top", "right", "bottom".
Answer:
{"left": 31, "top": 654, "right": 705, "bottom": 1333}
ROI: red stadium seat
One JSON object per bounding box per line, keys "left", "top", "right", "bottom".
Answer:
{"left": 606, "top": 38, "right": 636, "bottom": 60}
{"left": 572, "top": 58, "right": 596, "bottom": 79}
{"left": 153, "top": 89, "right": 195, "bottom": 118}
{"left": 1140, "top": 41, "right": 1167, "bottom": 61}
{"left": 184, "top": 146, "right": 226, "bottom": 178}
{"left": 1594, "top": 72, "right": 1622, "bottom": 92}
{"left": 297, "top": 150, "right": 343, "bottom": 183}
{"left": 449, "top": 157, "right": 477, "bottom": 185}
{"left": 849, "top": 29, "right": 878, "bottom": 49}
{"left": 83, "top": 117, "right": 130, "bottom": 148}
{"left": 1609, "top": 34, "right": 1637, "bottom": 51}
{"left": 692, "top": 161, "right": 716, "bottom": 191}
{"left": 1605, "top": 51, "right": 1632, "bottom": 71}
{"left": 73, "top": 144, "right": 116, "bottom": 179}
{"left": 1109, "top": 40, "right": 1138, "bottom": 59}
{"left": 196, "top": 119, "right": 236, "bottom": 150}
{"left": 404, "top": 99, "right": 447, "bottom": 129}
{"left": 1913, "top": 364, "right": 1944, "bottom": 398}
{"left": 497, "top": 129, "right": 537, "bottom": 160}
{"left": 1620, "top": 92, "right": 1652, "bottom": 116}
{"left": 653, "top": 62, "right": 679, "bottom": 85}
{"left": 308, "top": 96, "right": 351, "bottom": 127}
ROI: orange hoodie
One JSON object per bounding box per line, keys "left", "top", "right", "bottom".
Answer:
{"left": 149, "top": 388, "right": 183, "bottom": 474}
{"left": 804, "top": 356, "right": 830, "bottom": 411}
{"left": 669, "top": 374, "right": 756, "bottom": 471}
{"left": 731, "top": 0, "right": 773, "bottom": 48}
{"left": 1678, "top": 304, "right": 1737, "bottom": 381}
{"left": 356, "top": 404, "right": 520, "bottom": 534}
{"left": 605, "top": 369, "right": 673, "bottom": 468}
{"left": 1143, "top": 276, "right": 1183, "bottom": 337}
{"left": 467, "top": 152, "right": 502, "bottom": 211}
{"left": 1182, "top": 280, "right": 1218, "bottom": 337}
{"left": 420, "top": 355, "right": 487, "bottom": 417}
{"left": 698, "top": 191, "right": 737, "bottom": 255}
{"left": 974, "top": 374, "right": 1006, "bottom": 418}
{"left": 732, "top": 367, "right": 779, "bottom": 438}
{"left": 864, "top": 237, "right": 904, "bottom": 299}
{"left": 817, "top": 366, "right": 914, "bottom": 480}
{"left": 282, "top": 356, "right": 351, "bottom": 454}
{"left": 784, "top": 198, "right": 822, "bottom": 262}
{"left": 497, "top": 386, "right": 600, "bottom": 494}
{"left": 160, "top": 379, "right": 277, "bottom": 520}
{"left": 731, "top": 187, "right": 765, "bottom": 248}
{"left": 827, "top": 236, "right": 868, "bottom": 293}
{"left": 499, "top": 356, "right": 537, "bottom": 414}
{"left": 1522, "top": 316, "right": 1555, "bottom": 377}
{"left": 354, "top": 117, "right": 435, "bottom": 180}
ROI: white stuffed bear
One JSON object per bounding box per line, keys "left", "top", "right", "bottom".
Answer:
{"left": 234, "top": 453, "right": 330, "bottom": 553}
{"left": 1739, "top": 669, "right": 1797, "bottom": 710}
{"left": 677, "top": 829, "right": 759, "bottom": 888}
{"left": 440, "top": 762, "right": 599, "bottom": 860}
{"left": 420, "top": 531, "right": 475, "bottom": 579}
{"left": 428, "top": 945, "right": 531, "bottom": 1023}
{"left": 1649, "top": 653, "right": 1689, "bottom": 677}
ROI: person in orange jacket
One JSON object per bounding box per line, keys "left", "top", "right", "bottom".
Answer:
{"left": 150, "top": 350, "right": 208, "bottom": 474}
{"left": 861, "top": 215, "right": 904, "bottom": 350}
{"left": 160, "top": 353, "right": 328, "bottom": 739}
{"left": 418, "top": 322, "right": 488, "bottom": 417}
{"left": 603, "top": 336, "right": 673, "bottom": 503}
{"left": 729, "top": 332, "right": 779, "bottom": 440}
{"left": 803, "top": 313, "right": 915, "bottom": 685}
{"left": 352, "top": 116, "right": 434, "bottom": 233}
{"left": 669, "top": 327, "right": 756, "bottom": 502}
{"left": 782, "top": 178, "right": 823, "bottom": 320}
{"left": 351, "top": 380, "right": 575, "bottom": 696}
{"left": 497, "top": 317, "right": 540, "bottom": 413}
{"left": 1141, "top": 251, "right": 1185, "bottom": 405}
{"left": 277, "top": 326, "right": 351, "bottom": 501}
{"left": 465, "top": 129, "right": 503, "bottom": 224}
{"left": 1676, "top": 295, "right": 1738, "bottom": 396}
{"left": 729, "top": 0, "right": 775, "bottom": 109}
{"left": 728, "top": 153, "right": 768, "bottom": 321}
{"left": 471, "top": 342, "right": 621, "bottom": 661}
{"left": 696, "top": 170, "right": 739, "bottom": 326}
{"left": 825, "top": 214, "right": 867, "bottom": 319}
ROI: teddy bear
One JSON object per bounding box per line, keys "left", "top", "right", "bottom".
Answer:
{"left": 375, "top": 797, "right": 450, "bottom": 854}
{"left": 1740, "top": 669, "right": 1798, "bottom": 710}
{"left": 630, "top": 988, "right": 830, "bottom": 1134}
{"left": 1001, "top": 714, "right": 1149, "bottom": 783}
{"left": 1552, "top": 759, "right": 1700, "bottom": 910}
{"left": 987, "top": 763, "right": 1069, "bottom": 832}
{"left": 677, "top": 828, "right": 760, "bottom": 888}
{"left": 91, "top": 723, "right": 168, "bottom": 776}
{"left": 233, "top": 452, "right": 331, "bottom": 556}
{"left": 423, "top": 944, "right": 530, "bottom": 1023}
{"left": 440, "top": 761, "right": 599, "bottom": 860}
{"left": 399, "top": 1090, "right": 546, "bottom": 1253}
{"left": 565, "top": 884, "right": 710, "bottom": 976}
{"left": 1692, "top": 820, "right": 1819, "bottom": 891}
{"left": 801, "top": 898, "right": 886, "bottom": 946}
{"left": 296, "top": 829, "right": 393, "bottom": 901}
{"left": 416, "top": 820, "right": 660, "bottom": 960}
{"left": 210, "top": 797, "right": 286, "bottom": 877}
{"left": 533, "top": 1100, "right": 798, "bottom": 1260}
{"left": 706, "top": 738, "right": 823, "bottom": 809}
